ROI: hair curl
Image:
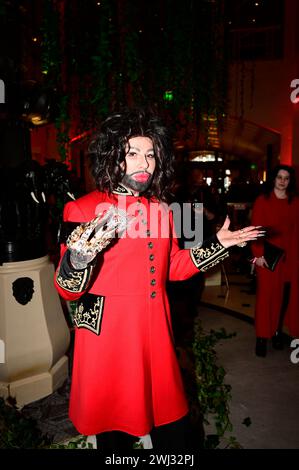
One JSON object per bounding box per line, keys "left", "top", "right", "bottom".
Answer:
{"left": 264, "top": 164, "right": 297, "bottom": 203}
{"left": 88, "top": 108, "right": 175, "bottom": 202}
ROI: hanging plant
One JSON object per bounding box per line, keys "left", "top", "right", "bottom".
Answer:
{"left": 40, "top": 0, "right": 61, "bottom": 80}
{"left": 54, "top": 93, "right": 70, "bottom": 161}
{"left": 89, "top": 0, "right": 115, "bottom": 119}
{"left": 40, "top": 0, "right": 70, "bottom": 160}
{"left": 39, "top": 0, "right": 230, "bottom": 157}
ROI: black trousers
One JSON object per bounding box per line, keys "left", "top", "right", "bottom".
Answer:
{"left": 96, "top": 415, "right": 191, "bottom": 452}
{"left": 277, "top": 282, "right": 291, "bottom": 332}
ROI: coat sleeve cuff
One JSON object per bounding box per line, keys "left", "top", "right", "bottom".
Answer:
{"left": 190, "top": 234, "right": 229, "bottom": 272}
{"left": 55, "top": 250, "right": 94, "bottom": 293}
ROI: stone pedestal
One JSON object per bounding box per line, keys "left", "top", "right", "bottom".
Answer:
{"left": 0, "top": 256, "right": 70, "bottom": 406}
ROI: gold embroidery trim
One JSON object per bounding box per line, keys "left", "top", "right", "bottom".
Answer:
{"left": 56, "top": 268, "right": 91, "bottom": 293}
{"left": 190, "top": 242, "right": 229, "bottom": 272}
{"left": 74, "top": 296, "right": 104, "bottom": 335}
{"left": 112, "top": 184, "right": 134, "bottom": 196}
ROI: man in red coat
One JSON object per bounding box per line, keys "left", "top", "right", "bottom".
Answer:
{"left": 54, "top": 109, "right": 263, "bottom": 450}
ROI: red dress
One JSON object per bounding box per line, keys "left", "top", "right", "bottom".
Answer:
{"left": 54, "top": 186, "right": 229, "bottom": 436}
{"left": 251, "top": 192, "right": 299, "bottom": 338}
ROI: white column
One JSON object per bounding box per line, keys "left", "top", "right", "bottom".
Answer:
{"left": 0, "top": 255, "right": 70, "bottom": 407}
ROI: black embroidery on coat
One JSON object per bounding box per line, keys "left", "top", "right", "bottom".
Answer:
{"left": 56, "top": 250, "right": 94, "bottom": 293}
{"left": 112, "top": 184, "right": 134, "bottom": 196}
{"left": 73, "top": 293, "right": 105, "bottom": 335}
{"left": 190, "top": 234, "right": 229, "bottom": 272}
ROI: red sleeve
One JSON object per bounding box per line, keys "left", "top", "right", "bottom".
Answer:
{"left": 168, "top": 219, "right": 200, "bottom": 281}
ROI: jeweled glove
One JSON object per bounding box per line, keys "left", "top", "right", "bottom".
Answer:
{"left": 67, "top": 205, "right": 130, "bottom": 269}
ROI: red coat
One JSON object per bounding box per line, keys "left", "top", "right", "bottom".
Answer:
{"left": 251, "top": 192, "right": 299, "bottom": 338}
{"left": 54, "top": 185, "right": 229, "bottom": 436}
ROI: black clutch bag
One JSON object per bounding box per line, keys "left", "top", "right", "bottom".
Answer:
{"left": 263, "top": 240, "right": 285, "bottom": 271}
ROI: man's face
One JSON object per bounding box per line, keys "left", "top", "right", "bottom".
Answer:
{"left": 121, "top": 136, "right": 156, "bottom": 193}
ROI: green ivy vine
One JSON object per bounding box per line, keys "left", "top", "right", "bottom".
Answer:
{"left": 38, "top": 0, "right": 229, "bottom": 160}
{"left": 192, "top": 317, "right": 242, "bottom": 449}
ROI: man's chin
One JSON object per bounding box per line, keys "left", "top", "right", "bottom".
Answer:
{"left": 122, "top": 176, "right": 152, "bottom": 193}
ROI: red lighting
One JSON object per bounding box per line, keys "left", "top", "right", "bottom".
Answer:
{"left": 69, "top": 129, "right": 94, "bottom": 145}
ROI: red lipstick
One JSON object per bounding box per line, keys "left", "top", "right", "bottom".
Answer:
{"left": 132, "top": 173, "right": 150, "bottom": 182}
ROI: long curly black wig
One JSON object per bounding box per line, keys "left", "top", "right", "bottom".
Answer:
{"left": 88, "top": 108, "right": 175, "bottom": 202}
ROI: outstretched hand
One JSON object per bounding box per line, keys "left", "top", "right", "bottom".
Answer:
{"left": 67, "top": 205, "right": 131, "bottom": 269}
{"left": 216, "top": 216, "right": 265, "bottom": 249}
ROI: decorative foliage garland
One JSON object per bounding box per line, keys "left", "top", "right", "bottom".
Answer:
{"left": 41, "top": 0, "right": 70, "bottom": 160}
{"left": 90, "top": 0, "right": 114, "bottom": 119}
{"left": 39, "top": 0, "right": 229, "bottom": 158}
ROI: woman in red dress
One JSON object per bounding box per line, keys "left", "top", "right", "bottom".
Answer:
{"left": 251, "top": 165, "right": 299, "bottom": 357}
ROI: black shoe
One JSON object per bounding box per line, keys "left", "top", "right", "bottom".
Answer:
{"left": 272, "top": 331, "right": 284, "bottom": 350}
{"left": 255, "top": 338, "right": 267, "bottom": 357}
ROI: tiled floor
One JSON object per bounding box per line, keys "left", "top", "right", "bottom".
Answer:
{"left": 199, "top": 305, "right": 299, "bottom": 449}
{"left": 201, "top": 272, "right": 256, "bottom": 321}
{"left": 198, "top": 269, "right": 299, "bottom": 449}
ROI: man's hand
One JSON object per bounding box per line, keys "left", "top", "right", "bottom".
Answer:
{"left": 67, "top": 205, "right": 131, "bottom": 269}
{"left": 216, "top": 216, "right": 265, "bottom": 249}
